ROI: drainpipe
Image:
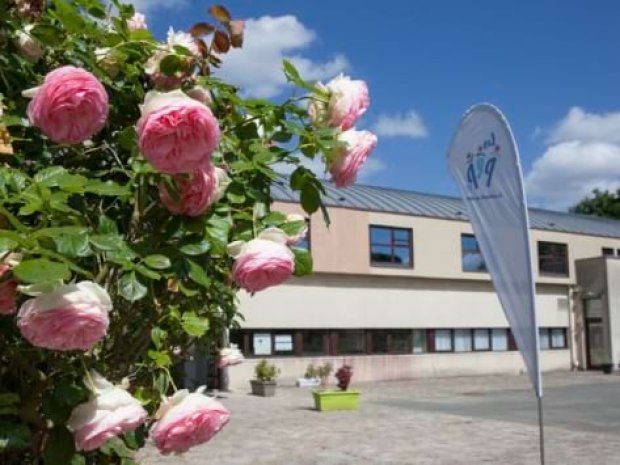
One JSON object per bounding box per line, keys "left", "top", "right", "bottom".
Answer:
{"left": 567, "top": 285, "right": 579, "bottom": 371}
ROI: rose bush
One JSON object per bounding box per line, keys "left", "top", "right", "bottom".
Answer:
{"left": 0, "top": 1, "right": 377, "bottom": 464}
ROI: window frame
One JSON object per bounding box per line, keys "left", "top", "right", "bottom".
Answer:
{"left": 602, "top": 247, "right": 614, "bottom": 257}
{"left": 537, "top": 241, "right": 569, "bottom": 277}
{"left": 461, "top": 234, "right": 488, "bottom": 273}
{"left": 369, "top": 225, "right": 414, "bottom": 269}
{"left": 434, "top": 329, "right": 454, "bottom": 352}
{"left": 473, "top": 328, "right": 491, "bottom": 352}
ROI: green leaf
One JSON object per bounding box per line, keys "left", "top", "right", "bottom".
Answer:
{"left": 262, "top": 211, "right": 287, "bottom": 225}
{"left": 54, "top": 231, "right": 92, "bottom": 258}
{"left": 98, "top": 216, "right": 118, "bottom": 235}
{"left": 182, "top": 311, "right": 210, "bottom": 337}
{"left": 206, "top": 217, "right": 231, "bottom": 246}
{"left": 186, "top": 259, "right": 209, "bottom": 287}
{"left": 159, "top": 54, "right": 183, "bottom": 76}
{"left": 43, "top": 426, "right": 75, "bottom": 465}
{"left": 300, "top": 183, "right": 320, "bottom": 214}
{"left": 151, "top": 327, "right": 167, "bottom": 349}
{"left": 84, "top": 180, "right": 130, "bottom": 197}
{"left": 0, "top": 420, "right": 31, "bottom": 451}
{"left": 118, "top": 272, "right": 148, "bottom": 302}
{"left": 292, "top": 247, "right": 313, "bottom": 276}
{"left": 51, "top": 0, "right": 87, "bottom": 34}
{"left": 70, "top": 455, "right": 86, "bottom": 465}
{"left": 100, "top": 436, "right": 134, "bottom": 459}
{"left": 280, "top": 220, "right": 306, "bottom": 236}
{"left": 179, "top": 240, "right": 210, "bottom": 256}
{"left": 144, "top": 254, "right": 171, "bottom": 270}
{"left": 148, "top": 350, "right": 172, "bottom": 367}
{"left": 90, "top": 234, "right": 125, "bottom": 251}
{"left": 135, "top": 265, "right": 161, "bottom": 280}
{"left": 0, "top": 393, "right": 20, "bottom": 407}
{"left": 14, "top": 259, "right": 70, "bottom": 284}
{"left": 153, "top": 372, "right": 169, "bottom": 396}
{"left": 118, "top": 127, "right": 138, "bottom": 152}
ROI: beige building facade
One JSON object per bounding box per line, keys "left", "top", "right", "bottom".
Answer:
{"left": 228, "top": 184, "right": 620, "bottom": 389}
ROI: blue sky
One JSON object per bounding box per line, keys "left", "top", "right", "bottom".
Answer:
{"left": 137, "top": 0, "right": 620, "bottom": 211}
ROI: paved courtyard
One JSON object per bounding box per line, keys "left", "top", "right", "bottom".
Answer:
{"left": 141, "top": 372, "right": 620, "bottom": 465}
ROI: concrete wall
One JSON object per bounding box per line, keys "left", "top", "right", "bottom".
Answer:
{"left": 276, "top": 202, "right": 620, "bottom": 285}
{"left": 607, "top": 258, "right": 620, "bottom": 367}
{"left": 238, "top": 274, "right": 569, "bottom": 329}
{"left": 228, "top": 351, "right": 569, "bottom": 390}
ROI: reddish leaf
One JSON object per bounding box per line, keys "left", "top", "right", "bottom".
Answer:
{"left": 190, "top": 22, "right": 216, "bottom": 37}
{"left": 196, "top": 38, "right": 210, "bottom": 57}
{"left": 208, "top": 5, "right": 231, "bottom": 23}
{"left": 228, "top": 20, "right": 245, "bottom": 48}
{"left": 212, "top": 30, "right": 230, "bottom": 53}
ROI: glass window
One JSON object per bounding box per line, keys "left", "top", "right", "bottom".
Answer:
{"left": 296, "top": 219, "right": 311, "bottom": 251}
{"left": 551, "top": 328, "right": 566, "bottom": 349}
{"left": 491, "top": 329, "right": 508, "bottom": 351}
{"left": 369, "top": 225, "right": 413, "bottom": 268}
{"left": 372, "top": 330, "right": 389, "bottom": 354}
{"left": 461, "top": 234, "right": 487, "bottom": 272}
{"left": 539, "top": 328, "right": 550, "bottom": 350}
{"left": 253, "top": 332, "right": 272, "bottom": 355}
{"left": 473, "top": 329, "right": 490, "bottom": 351}
{"left": 391, "top": 331, "right": 411, "bottom": 354}
{"left": 338, "top": 330, "right": 366, "bottom": 354}
{"left": 435, "top": 329, "right": 453, "bottom": 352}
{"left": 274, "top": 333, "right": 293, "bottom": 353}
{"left": 538, "top": 241, "right": 569, "bottom": 276}
{"left": 302, "top": 331, "right": 325, "bottom": 355}
{"left": 412, "top": 329, "right": 427, "bottom": 354}
{"left": 602, "top": 247, "right": 614, "bottom": 256}
{"left": 454, "top": 329, "right": 472, "bottom": 352}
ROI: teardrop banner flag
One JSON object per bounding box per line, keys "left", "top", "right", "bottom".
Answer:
{"left": 447, "top": 103, "right": 542, "bottom": 398}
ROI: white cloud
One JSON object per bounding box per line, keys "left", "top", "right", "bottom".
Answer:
{"left": 372, "top": 111, "right": 428, "bottom": 138}
{"left": 131, "top": 0, "right": 187, "bottom": 12}
{"left": 526, "top": 107, "right": 620, "bottom": 210}
{"left": 547, "top": 106, "right": 620, "bottom": 144}
{"left": 215, "top": 15, "right": 349, "bottom": 98}
{"left": 358, "top": 158, "right": 387, "bottom": 181}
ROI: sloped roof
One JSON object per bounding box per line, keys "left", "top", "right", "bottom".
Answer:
{"left": 271, "top": 180, "right": 620, "bottom": 239}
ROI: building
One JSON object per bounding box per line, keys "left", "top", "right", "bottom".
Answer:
{"left": 229, "top": 181, "right": 620, "bottom": 389}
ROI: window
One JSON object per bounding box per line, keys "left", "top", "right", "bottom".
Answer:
{"left": 302, "top": 330, "right": 325, "bottom": 355}
{"left": 412, "top": 329, "right": 427, "bottom": 353}
{"left": 551, "top": 328, "right": 567, "bottom": 349}
{"left": 435, "top": 329, "right": 453, "bottom": 352}
{"left": 539, "top": 328, "right": 550, "bottom": 350}
{"left": 491, "top": 329, "right": 508, "bottom": 351}
{"left": 473, "top": 329, "right": 491, "bottom": 351}
{"left": 337, "top": 330, "right": 366, "bottom": 354}
{"left": 252, "top": 332, "right": 272, "bottom": 355}
{"left": 369, "top": 225, "right": 413, "bottom": 268}
{"left": 273, "top": 333, "right": 294, "bottom": 354}
{"left": 391, "top": 331, "right": 411, "bottom": 354}
{"left": 602, "top": 247, "right": 614, "bottom": 256}
{"left": 538, "top": 241, "right": 569, "bottom": 276}
{"left": 461, "top": 234, "right": 487, "bottom": 272}
{"left": 454, "top": 329, "right": 472, "bottom": 352}
{"left": 372, "top": 330, "right": 389, "bottom": 354}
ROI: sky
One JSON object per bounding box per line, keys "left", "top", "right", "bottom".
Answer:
{"left": 136, "top": 0, "right": 620, "bottom": 212}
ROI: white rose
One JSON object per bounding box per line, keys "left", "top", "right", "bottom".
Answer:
{"left": 15, "top": 26, "right": 43, "bottom": 62}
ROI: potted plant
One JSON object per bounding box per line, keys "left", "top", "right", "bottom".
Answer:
{"left": 313, "top": 364, "right": 360, "bottom": 411}
{"left": 250, "top": 359, "right": 280, "bottom": 397}
{"left": 297, "top": 363, "right": 321, "bottom": 388}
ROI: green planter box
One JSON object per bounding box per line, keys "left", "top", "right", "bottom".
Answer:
{"left": 313, "top": 390, "right": 360, "bottom": 411}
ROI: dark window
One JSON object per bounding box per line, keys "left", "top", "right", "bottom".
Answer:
{"left": 602, "top": 247, "right": 614, "bottom": 257}
{"left": 412, "top": 329, "right": 427, "bottom": 353}
{"left": 337, "top": 330, "right": 366, "bottom": 354}
{"left": 369, "top": 225, "right": 413, "bottom": 268}
{"left": 391, "top": 330, "right": 411, "bottom": 354}
{"left": 302, "top": 330, "right": 326, "bottom": 355}
{"left": 371, "top": 330, "right": 389, "bottom": 354}
{"left": 538, "top": 241, "right": 569, "bottom": 276}
{"left": 461, "top": 234, "right": 487, "bottom": 272}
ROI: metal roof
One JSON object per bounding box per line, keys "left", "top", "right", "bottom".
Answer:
{"left": 271, "top": 180, "right": 620, "bottom": 239}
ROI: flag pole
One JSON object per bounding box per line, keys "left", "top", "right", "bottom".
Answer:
{"left": 537, "top": 393, "right": 545, "bottom": 465}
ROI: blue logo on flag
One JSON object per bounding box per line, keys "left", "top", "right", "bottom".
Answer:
{"left": 466, "top": 132, "right": 500, "bottom": 190}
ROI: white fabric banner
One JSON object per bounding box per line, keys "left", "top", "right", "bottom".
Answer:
{"left": 447, "top": 103, "right": 542, "bottom": 397}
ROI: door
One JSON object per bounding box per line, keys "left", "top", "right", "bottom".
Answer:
{"left": 585, "top": 317, "right": 606, "bottom": 369}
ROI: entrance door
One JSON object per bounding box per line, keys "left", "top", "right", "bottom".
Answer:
{"left": 585, "top": 318, "right": 606, "bottom": 369}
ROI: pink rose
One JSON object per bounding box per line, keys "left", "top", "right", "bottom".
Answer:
{"left": 229, "top": 228, "right": 295, "bottom": 293}
{"left": 310, "top": 75, "right": 369, "bottom": 131}
{"left": 68, "top": 371, "right": 147, "bottom": 452}
{"left": 25, "top": 66, "right": 109, "bottom": 144}
{"left": 127, "top": 12, "right": 147, "bottom": 31}
{"left": 329, "top": 129, "right": 377, "bottom": 188}
{"left": 17, "top": 281, "right": 112, "bottom": 351}
{"left": 150, "top": 388, "right": 230, "bottom": 454}
{"left": 137, "top": 90, "right": 220, "bottom": 174}
{"left": 0, "top": 264, "right": 17, "bottom": 315}
{"left": 217, "top": 344, "right": 244, "bottom": 368}
{"left": 159, "top": 165, "right": 217, "bottom": 216}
